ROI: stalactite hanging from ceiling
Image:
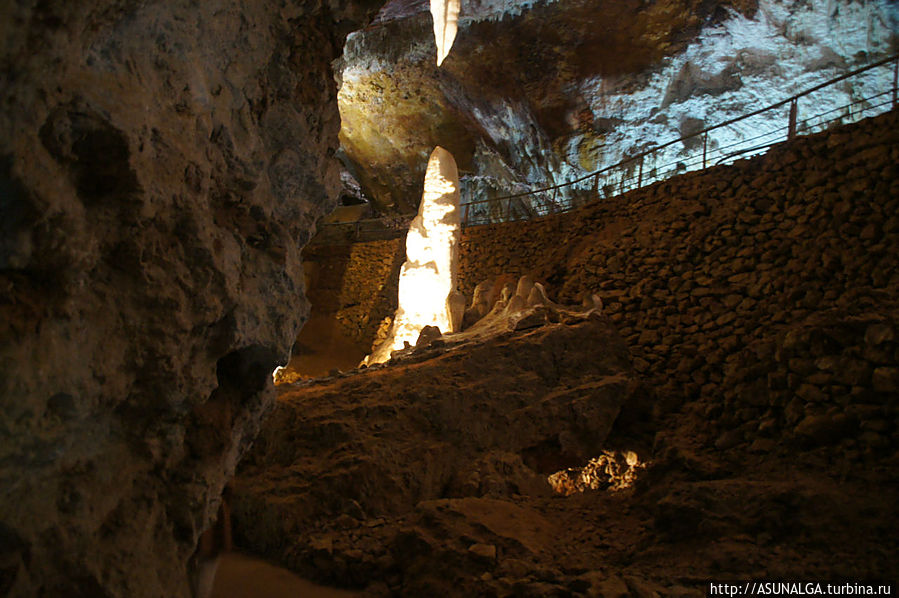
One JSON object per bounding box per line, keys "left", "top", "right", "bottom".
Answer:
{"left": 431, "top": 0, "right": 459, "bottom": 66}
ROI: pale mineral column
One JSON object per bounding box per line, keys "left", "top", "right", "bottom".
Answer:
{"left": 366, "top": 146, "right": 461, "bottom": 364}
{"left": 431, "top": 0, "right": 460, "bottom": 66}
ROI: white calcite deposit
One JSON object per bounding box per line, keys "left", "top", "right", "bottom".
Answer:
{"left": 366, "top": 146, "right": 462, "bottom": 364}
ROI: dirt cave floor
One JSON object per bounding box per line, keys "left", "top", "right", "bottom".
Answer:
{"left": 230, "top": 310, "right": 898, "bottom": 597}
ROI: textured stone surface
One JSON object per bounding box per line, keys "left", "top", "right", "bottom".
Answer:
{"left": 456, "top": 110, "right": 899, "bottom": 449}
{"left": 298, "top": 110, "right": 899, "bottom": 393}
{"left": 304, "top": 239, "right": 406, "bottom": 349}
{"left": 0, "top": 1, "right": 380, "bottom": 596}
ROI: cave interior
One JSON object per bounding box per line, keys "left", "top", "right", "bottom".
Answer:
{"left": 0, "top": 0, "right": 898, "bottom": 597}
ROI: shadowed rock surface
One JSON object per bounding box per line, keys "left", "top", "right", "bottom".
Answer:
{"left": 211, "top": 552, "right": 358, "bottom": 598}
{"left": 0, "top": 1, "right": 380, "bottom": 596}
{"left": 233, "top": 313, "right": 654, "bottom": 594}
{"left": 2, "top": 0, "right": 896, "bottom": 595}
{"left": 233, "top": 310, "right": 898, "bottom": 596}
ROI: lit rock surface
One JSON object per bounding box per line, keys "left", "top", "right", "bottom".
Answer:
{"left": 366, "top": 146, "right": 461, "bottom": 364}
{"left": 0, "top": 1, "right": 380, "bottom": 596}
{"left": 337, "top": 0, "right": 897, "bottom": 214}
{"left": 372, "top": 273, "right": 604, "bottom": 364}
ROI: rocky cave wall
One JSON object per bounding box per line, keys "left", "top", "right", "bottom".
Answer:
{"left": 303, "top": 109, "right": 899, "bottom": 456}
{"left": 0, "top": 1, "right": 381, "bottom": 596}
{"left": 236, "top": 314, "right": 646, "bottom": 596}
{"left": 337, "top": 0, "right": 897, "bottom": 214}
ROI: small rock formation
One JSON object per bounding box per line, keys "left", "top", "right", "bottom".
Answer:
{"left": 431, "top": 0, "right": 460, "bottom": 66}
{"left": 365, "top": 146, "right": 462, "bottom": 364}
{"left": 471, "top": 280, "right": 494, "bottom": 314}
{"left": 456, "top": 274, "right": 603, "bottom": 340}
{"left": 547, "top": 450, "right": 645, "bottom": 496}
{"left": 448, "top": 289, "right": 467, "bottom": 332}
{"left": 366, "top": 273, "right": 603, "bottom": 367}
{"left": 414, "top": 324, "right": 443, "bottom": 348}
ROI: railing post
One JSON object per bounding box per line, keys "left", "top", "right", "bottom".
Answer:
{"left": 506, "top": 197, "right": 512, "bottom": 222}
{"left": 637, "top": 155, "right": 644, "bottom": 188}
{"left": 788, "top": 99, "right": 798, "bottom": 139}
{"left": 462, "top": 202, "right": 469, "bottom": 227}
{"left": 592, "top": 172, "right": 599, "bottom": 197}
{"left": 702, "top": 132, "right": 708, "bottom": 168}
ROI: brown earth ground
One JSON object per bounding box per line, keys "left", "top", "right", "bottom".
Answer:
{"left": 286, "top": 314, "right": 368, "bottom": 379}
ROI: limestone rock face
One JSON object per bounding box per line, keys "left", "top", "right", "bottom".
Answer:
{"left": 0, "top": 1, "right": 380, "bottom": 596}
{"left": 337, "top": 0, "right": 897, "bottom": 214}
{"left": 234, "top": 111, "right": 899, "bottom": 597}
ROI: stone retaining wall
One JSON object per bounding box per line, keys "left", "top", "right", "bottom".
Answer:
{"left": 458, "top": 109, "right": 899, "bottom": 454}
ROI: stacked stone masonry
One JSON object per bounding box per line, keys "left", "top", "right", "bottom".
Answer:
{"left": 458, "top": 109, "right": 899, "bottom": 456}
{"left": 307, "top": 109, "right": 899, "bottom": 455}
{"left": 303, "top": 238, "right": 405, "bottom": 348}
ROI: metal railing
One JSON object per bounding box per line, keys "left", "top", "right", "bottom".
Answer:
{"left": 310, "top": 214, "right": 413, "bottom": 244}
{"left": 461, "top": 53, "right": 899, "bottom": 227}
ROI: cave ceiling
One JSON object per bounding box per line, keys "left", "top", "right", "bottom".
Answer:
{"left": 336, "top": 0, "right": 896, "bottom": 214}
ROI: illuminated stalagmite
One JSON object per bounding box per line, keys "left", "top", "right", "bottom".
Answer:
{"left": 430, "top": 0, "right": 459, "bottom": 66}
{"left": 366, "top": 146, "right": 461, "bottom": 364}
